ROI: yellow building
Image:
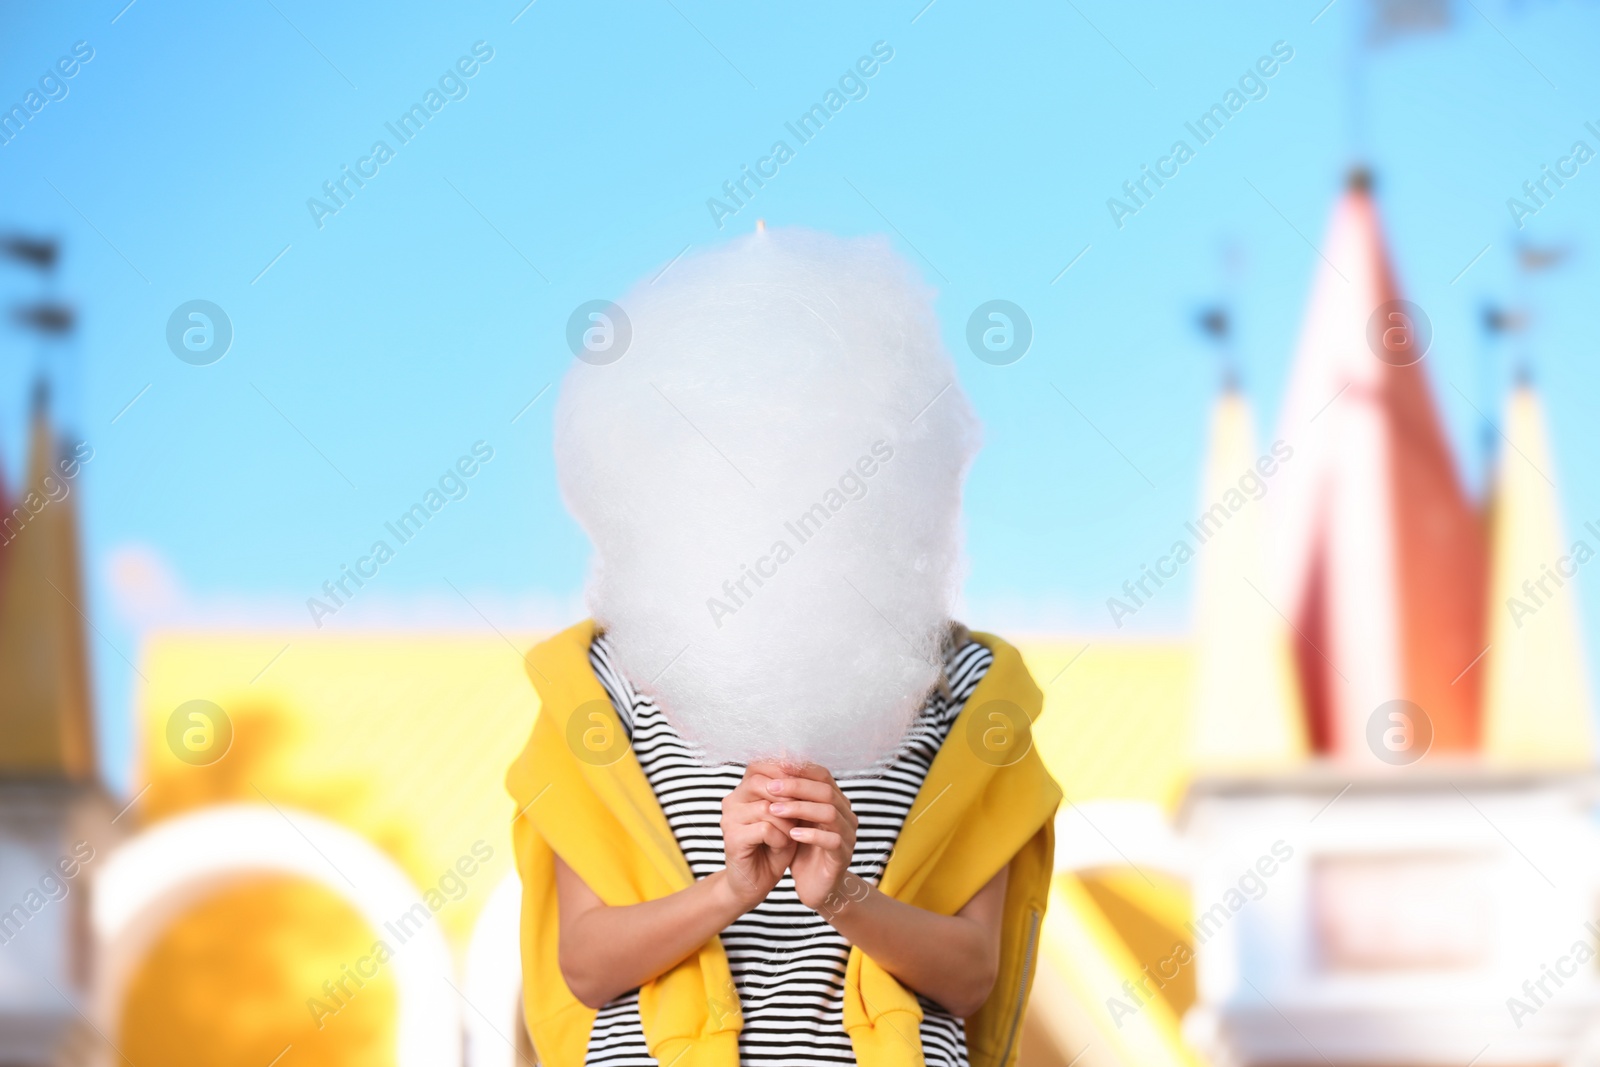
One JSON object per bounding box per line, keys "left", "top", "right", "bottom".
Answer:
{"left": 108, "top": 630, "right": 1204, "bottom": 1067}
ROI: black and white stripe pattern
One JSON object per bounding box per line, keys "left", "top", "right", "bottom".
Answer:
{"left": 583, "top": 633, "right": 992, "bottom": 1067}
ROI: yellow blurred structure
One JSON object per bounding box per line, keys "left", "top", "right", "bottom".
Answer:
{"left": 0, "top": 393, "right": 94, "bottom": 780}
{"left": 115, "top": 634, "right": 539, "bottom": 1064}
{"left": 1012, "top": 584, "right": 1216, "bottom": 1066}
{"left": 136, "top": 634, "right": 536, "bottom": 950}
{"left": 1024, "top": 641, "right": 1193, "bottom": 810}
{"left": 1481, "top": 383, "right": 1596, "bottom": 765}
{"left": 1187, "top": 390, "right": 1306, "bottom": 774}
{"left": 106, "top": 630, "right": 1197, "bottom": 1065}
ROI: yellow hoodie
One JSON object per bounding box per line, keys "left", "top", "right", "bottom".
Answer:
{"left": 506, "top": 621, "right": 1060, "bottom": 1067}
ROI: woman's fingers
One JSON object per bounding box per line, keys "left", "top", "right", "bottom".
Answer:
{"left": 760, "top": 820, "right": 794, "bottom": 850}
{"left": 745, "top": 759, "right": 792, "bottom": 779}
{"left": 765, "top": 776, "right": 839, "bottom": 803}
{"left": 767, "top": 779, "right": 855, "bottom": 832}
{"left": 727, "top": 816, "right": 792, "bottom": 852}
{"left": 749, "top": 761, "right": 838, "bottom": 792}
{"left": 728, "top": 798, "right": 794, "bottom": 830}
{"left": 787, "top": 762, "right": 838, "bottom": 786}
{"left": 768, "top": 799, "right": 841, "bottom": 825}
{"left": 742, "top": 762, "right": 841, "bottom": 799}
{"left": 789, "top": 826, "right": 843, "bottom": 850}
{"left": 735, "top": 764, "right": 858, "bottom": 852}
{"left": 728, "top": 773, "right": 776, "bottom": 803}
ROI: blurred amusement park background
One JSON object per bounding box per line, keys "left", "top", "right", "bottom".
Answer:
{"left": 3, "top": 0, "right": 1600, "bottom": 1064}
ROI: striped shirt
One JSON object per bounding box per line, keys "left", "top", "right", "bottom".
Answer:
{"left": 583, "top": 633, "right": 993, "bottom": 1067}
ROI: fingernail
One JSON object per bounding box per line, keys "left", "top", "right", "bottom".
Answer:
{"left": 770, "top": 803, "right": 787, "bottom": 815}
{"left": 768, "top": 780, "right": 784, "bottom": 794}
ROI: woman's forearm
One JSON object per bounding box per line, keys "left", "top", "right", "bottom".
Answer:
{"left": 823, "top": 871, "right": 1005, "bottom": 1019}
{"left": 556, "top": 861, "right": 747, "bottom": 1008}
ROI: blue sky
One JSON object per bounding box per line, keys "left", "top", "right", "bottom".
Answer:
{"left": 1, "top": 0, "right": 1597, "bottom": 791}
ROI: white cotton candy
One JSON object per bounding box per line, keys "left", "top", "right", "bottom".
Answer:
{"left": 553, "top": 227, "right": 981, "bottom": 772}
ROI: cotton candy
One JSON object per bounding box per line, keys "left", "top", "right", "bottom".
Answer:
{"left": 554, "top": 227, "right": 981, "bottom": 772}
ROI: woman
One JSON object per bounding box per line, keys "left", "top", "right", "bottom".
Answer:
{"left": 507, "top": 229, "right": 1060, "bottom": 1067}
